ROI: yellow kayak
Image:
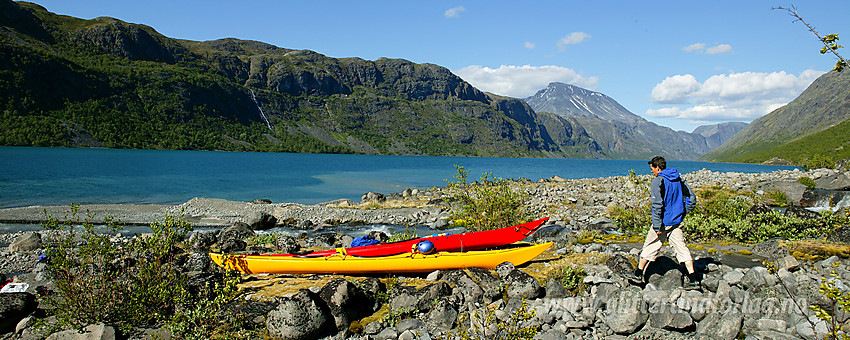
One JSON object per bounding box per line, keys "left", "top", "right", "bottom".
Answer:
{"left": 209, "top": 242, "right": 552, "bottom": 275}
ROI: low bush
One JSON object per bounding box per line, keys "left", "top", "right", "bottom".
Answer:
{"left": 41, "top": 205, "right": 252, "bottom": 338}
{"left": 446, "top": 165, "right": 530, "bottom": 232}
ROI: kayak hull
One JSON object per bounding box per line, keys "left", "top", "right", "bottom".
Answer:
{"left": 210, "top": 242, "right": 552, "bottom": 275}
{"left": 276, "top": 217, "right": 549, "bottom": 258}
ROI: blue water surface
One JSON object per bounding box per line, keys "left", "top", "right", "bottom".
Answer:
{"left": 0, "top": 147, "right": 799, "bottom": 209}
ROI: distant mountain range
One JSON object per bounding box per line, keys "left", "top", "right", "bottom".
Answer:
{"left": 2, "top": 0, "right": 806, "bottom": 162}
{"left": 525, "top": 83, "right": 746, "bottom": 160}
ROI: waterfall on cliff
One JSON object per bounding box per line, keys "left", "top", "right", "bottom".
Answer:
{"left": 250, "top": 89, "right": 274, "bottom": 132}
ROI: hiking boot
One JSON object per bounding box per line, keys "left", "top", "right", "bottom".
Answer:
{"left": 624, "top": 268, "right": 644, "bottom": 283}
{"left": 684, "top": 272, "right": 701, "bottom": 290}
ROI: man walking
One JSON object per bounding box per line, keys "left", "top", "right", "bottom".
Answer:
{"left": 627, "top": 156, "right": 699, "bottom": 289}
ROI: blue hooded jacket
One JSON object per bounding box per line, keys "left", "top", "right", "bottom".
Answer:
{"left": 650, "top": 168, "right": 696, "bottom": 231}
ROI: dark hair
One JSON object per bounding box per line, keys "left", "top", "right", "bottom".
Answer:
{"left": 648, "top": 156, "right": 666, "bottom": 170}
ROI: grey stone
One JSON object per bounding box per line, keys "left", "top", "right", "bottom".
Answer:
{"left": 774, "top": 255, "right": 800, "bottom": 271}
{"left": 426, "top": 270, "right": 441, "bottom": 281}
{"left": 274, "top": 234, "right": 300, "bottom": 253}
{"left": 741, "top": 267, "right": 768, "bottom": 290}
{"left": 9, "top": 232, "right": 42, "bottom": 252}
{"left": 722, "top": 270, "right": 745, "bottom": 285}
{"left": 182, "top": 251, "right": 213, "bottom": 272}
{"left": 318, "top": 279, "right": 372, "bottom": 331}
{"left": 246, "top": 211, "right": 277, "bottom": 230}
{"left": 390, "top": 285, "right": 420, "bottom": 312}
{"left": 265, "top": 290, "right": 331, "bottom": 340}
{"left": 648, "top": 303, "right": 693, "bottom": 330}
{"left": 815, "top": 171, "right": 850, "bottom": 190}
{"left": 545, "top": 278, "right": 569, "bottom": 298}
{"left": 374, "top": 328, "right": 398, "bottom": 340}
{"left": 361, "top": 192, "right": 386, "bottom": 203}
{"left": 416, "top": 282, "right": 452, "bottom": 312}
{"left": 188, "top": 231, "right": 217, "bottom": 251}
{"left": 649, "top": 269, "right": 683, "bottom": 291}
{"left": 495, "top": 261, "right": 515, "bottom": 279}
{"left": 755, "top": 180, "right": 807, "bottom": 204}
{"left": 465, "top": 267, "right": 502, "bottom": 304}
{"left": 820, "top": 255, "right": 841, "bottom": 268}
{"left": 695, "top": 311, "right": 743, "bottom": 340}
{"left": 796, "top": 320, "right": 829, "bottom": 340}
{"left": 217, "top": 222, "right": 254, "bottom": 252}
{"left": 604, "top": 286, "right": 648, "bottom": 334}
{"left": 504, "top": 269, "right": 543, "bottom": 300}
{"left": 363, "top": 321, "right": 383, "bottom": 335}
{"left": 756, "top": 318, "right": 788, "bottom": 332}
{"left": 397, "top": 318, "right": 424, "bottom": 333}
{"left": 45, "top": 323, "right": 116, "bottom": 340}
{"left": 425, "top": 296, "right": 460, "bottom": 330}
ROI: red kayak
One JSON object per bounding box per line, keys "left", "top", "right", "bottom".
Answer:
{"left": 275, "top": 217, "right": 549, "bottom": 258}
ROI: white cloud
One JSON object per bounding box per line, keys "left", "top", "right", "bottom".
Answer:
{"left": 683, "top": 43, "right": 733, "bottom": 55}
{"left": 524, "top": 41, "right": 536, "bottom": 49}
{"left": 706, "top": 44, "right": 733, "bottom": 55}
{"left": 557, "top": 32, "right": 590, "bottom": 51}
{"left": 647, "top": 69, "right": 825, "bottom": 121}
{"left": 453, "top": 65, "right": 599, "bottom": 98}
{"left": 445, "top": 6, "right": 465, "bottom": 18}
{"left": 683, "top": 43, "right": 706, "bottom": 53}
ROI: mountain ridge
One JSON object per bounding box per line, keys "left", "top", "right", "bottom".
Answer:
{"left": 525, "top": 82, "right": 746, "bottom": 160}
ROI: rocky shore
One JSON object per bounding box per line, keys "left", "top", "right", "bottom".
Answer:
{"left": 1, "top": 167, "right": 849, "bottom": 340}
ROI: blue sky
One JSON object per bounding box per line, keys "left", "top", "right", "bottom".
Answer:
{"left": 28, "top": 0, "right": 850, "bottom": 132}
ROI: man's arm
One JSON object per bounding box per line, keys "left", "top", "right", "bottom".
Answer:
{"left": 650, "top": 176, "right": 664, "bottom": 232}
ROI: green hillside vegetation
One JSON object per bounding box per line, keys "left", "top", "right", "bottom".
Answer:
{"left": 724, "top": 118, "right": 850, "bottom": 168}
{"left": 0, "top": 1, "right": 601, "bottom": 157}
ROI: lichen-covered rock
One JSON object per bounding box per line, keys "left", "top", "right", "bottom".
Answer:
{"left": 265, "top": 290, "right": 331, "bottom": 340}
{"left": 504, "top": 269, "right": 543, "bottom": 300}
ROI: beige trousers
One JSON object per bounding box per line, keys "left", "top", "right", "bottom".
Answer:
{"left": 639, "top": 224, "right": 693, "bottom": 264}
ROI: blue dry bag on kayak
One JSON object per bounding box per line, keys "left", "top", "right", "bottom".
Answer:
{"left": 351, "top": 235, "right": 381, "bottom": 247}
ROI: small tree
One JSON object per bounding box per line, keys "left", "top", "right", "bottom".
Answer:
{"left": 775, "top": 5, "right": 847, "bottom": 72}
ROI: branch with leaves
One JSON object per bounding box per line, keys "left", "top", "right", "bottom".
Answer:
{"left": 775, "top": 5, "right": 847, "bottom": 72}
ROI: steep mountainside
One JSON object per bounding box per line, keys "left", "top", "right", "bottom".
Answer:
{"left": 0, "top": 1, "right": 604, "bottom": 158}
{"left": 700, "top": 70, "right": 850, "bottom": 164}
{"left": 525, "top": 82, "right": 744, "bottom": 160}
{"left": 692, "top": 122, "right": 748, "bottom": 150}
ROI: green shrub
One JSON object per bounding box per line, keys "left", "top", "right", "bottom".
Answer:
{"left": 42, "top": 206, "right": 251, "bottom": 337}
{"left": 798, "top": 176, "right": 817, "bottom": 189}
{"left": 387, "top": 224, "right": 418, "bottom": 243}
{"left": 607, "top": 204, "right": 650, "bottom": 235}
{"left": 446, "top": 165, "right": 530, "bottom": 232}
{"left": 544, "top": 264, "right": 588, "bottom": 297}
{"left": 800, "top": 154, "right": 836, "bottom": 170}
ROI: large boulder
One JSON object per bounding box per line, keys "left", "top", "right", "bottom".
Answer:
{"left": 815, "top": 172, "right": 850, "bottom": 190}
{"left": 756, "top": 180, "right": 807, "bottom": 205}
{"left": 246, "top": 211, "right": 277, "bottom": 230}
{"left": 416, "top": 282, "right": 452, "bottom": 312}
{"left": 217, "top": 222, "right": 255, "bottom": 252}
{"left": 318, "top": 279, "right": 373, "bottom": 331}
{"left": 274, "top": 234, "right": 300, "bottom": 253}
{"left": 503, "top": 269, "right": 543, "bottom": 300}
{"left": 188, "top": 231, "right": 217, "bottom": 251}
{"left": 442, "top": 270, "right": 486, "bottom": 306}
{"left": 9, "top": 232, "right": 42, "bottom": 252}
{"left": 266, "top": 290, "right": 332, "bottom": 340}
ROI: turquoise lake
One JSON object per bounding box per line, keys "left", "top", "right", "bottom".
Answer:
{"left": 0, "top": 146, "right": 799, "bottom": 209}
